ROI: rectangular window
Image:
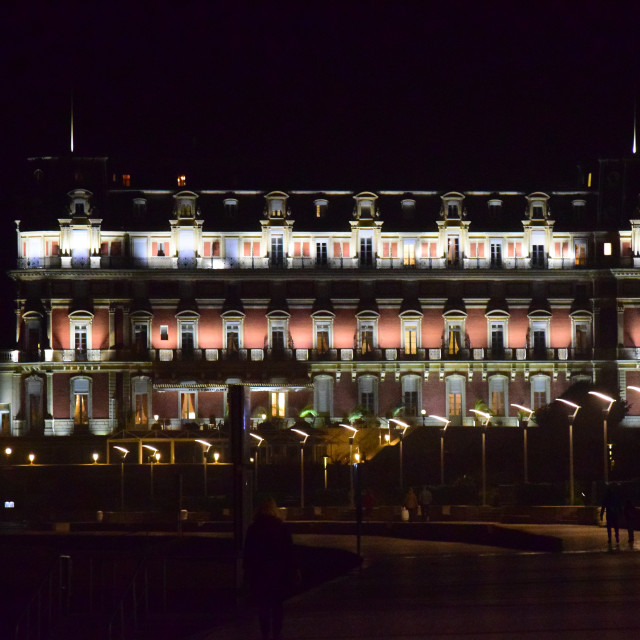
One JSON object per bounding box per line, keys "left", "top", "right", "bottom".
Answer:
{"left": 359, "top": 321, "right": 375, "bottom": 354}
{"left": 532, "top": 378, "right": 548, "bottom": 410}
{"left": 468, "top": 241, "right": 485, "bottom": 260}
{"left": 333, "top": 241, "right": 350, "bottom": 259}
{"left": 271, "top": 236, "right": 284, "bottom": 266}
{"left": 403, "top": 242, "right": 415, "bottom": 266}
{"left": 226, "top": 323, "right": 240, "bottom": 352}
{"left": 181, "top": 392, "right": 196, "bottom": 419}
{"left": 181, "top": 323, "right": 195, "bottom": 352}
{"left": 74, "top": 324, "right": 88, "bottom": 351}
{"left": 448, "top": 391, "right": 462, "bottom": 416}
{"left": 360, "top": 237, "right": 373, "bottom": 266}
{"left": 447, "top": 324, "right": 463, "bottom": 355}
{"left": 574, "top": 240, "right": 587, "bottom": 267}
{"left": 316, "top": 323, "right": 331, "bottom": 353}
{"left": 359, "top": 378, "right": 376, "bottom": 413}
{"left": 507, "top": 241, "right": 522, "bottom": 258}
{"left": 382, "top": 242, "right": 398, "bottom": 258}
{"left": 421, "top": 241, "right": 438, "bottom": 259}
{"left": 490, "top": 378, "right": 506, "bottom": 416}
{"left": 271, "top": 327, "right": 285, "bottom": 350}
{"left": 490, "top": 242, "right": 502, "bottom": 267}
{"left": 74, "top": 394, "right": 88, "bottom": 425}
{"left": 531, "top": 245, "right": 545, "bottom": 267}
{"left": 531, "top": 320, "right": 547, "bottom": 354}
{"left": 316, "top": 242, "right": 328, "bottom": 266}
{"left": 135, "top": 393, "right": 148, "bottom": 425}
{"left": 490, "top": 322, "right": 505, "bottom": 354}
{"left": 447, "top": 237, "right": 460, "bottom": 265}
{"left": 404, "top": 325, "right": 418, "bottom": 355}
{"left": 160, "top": 325, "right": 169, "bottom": 341}
{"left": 133, "top": 323, "right": 148, "bottom": 350}
{"left": 271, "top": 391, "right": 286, "bottom": 418}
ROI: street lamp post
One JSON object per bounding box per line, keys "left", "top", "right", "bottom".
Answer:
{"left": 556, "top": 399, "right": 581, "bottom": 505}
{"left": 142, "top": 444, "right": 159, "bottom": 502}
{"left": 340, "top": 424, "right": 358, "bottom": 506}
{"left": 429, "top": 415, "right": 450, "bottom": 486}
{"left": 291, "top": 429, "right": 309, "bottom": 509}
{"left": 588, "top": 391, "right": 615, "bottom": 484}
{"left": 511, "top": 404, "right": 534, "bottom": 484}
{"left": 389, "top": 418, "right": 410, "bottom": 493}
{"left": 470, "top": 409, "right": 491, "bottom": 506}
{"left": 421, "top": 409, "right": 426, "bottom": 426}
{"left": 114, "top": 445, "right": 129, "bottom": 510}
{"left": 195, "top": 439, "right": 212, "bottom": 498}
{"left": 249, "top": 432, "right": 264, "bottom": 491}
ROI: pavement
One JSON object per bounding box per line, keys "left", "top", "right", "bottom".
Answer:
{"left": 196, "top": 522, "right": 640, "bottom": 640}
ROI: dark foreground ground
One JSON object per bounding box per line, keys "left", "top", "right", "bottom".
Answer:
{"left": 4, "top": 521, "right": 635, "bottom": 640}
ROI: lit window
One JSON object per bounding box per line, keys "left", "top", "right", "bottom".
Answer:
{"left": 71, "top": 377, "right": 91, "bottom": 427}
{"left": 122, "top": 174, "right": 131, "bottom": 187}
{"left": 180, "top": 392, "right": 196, "bottom": 419}
{"left": 357, "top": 316, "right": 377, "bottom": 354}
{"left": 314, "top": 199, "right": 328, "bottom": 218}
{"left": 271, "top": 391, "right": 286, "bottom": 418}
{"left": 177, "top": 175, "right": 187, "bottom": 187}
{"left": 603, "top": 243, "right": 612, "bottom": 256}
{"left": 489, "top": 376, "right": 508, "bottom": 416}
{"left": 531, "top": 376, "right": 549, "bottom": 410}
{"left": 403, "top": 241, "right": 416, "bottom": 266}
{"left": 446, "top": 376, "right": 465, "bottom": 422}
{"left": 132, "top": 377, "right": 150, "bottom": 426}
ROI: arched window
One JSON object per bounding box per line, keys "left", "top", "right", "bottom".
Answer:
{"left": 358, "top": 376, "right": 378, "bottom": 414}
{"left": 71, "top": 376, "right": 92, "bottom": 427}
{"left": 446, "top": 375, "right": 466, "bottom": 425}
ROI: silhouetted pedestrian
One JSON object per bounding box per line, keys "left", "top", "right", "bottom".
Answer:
{"left": 404, "top": 487, "right": 419, "bottom": 522}
{"left": 418, "top": 486, "right": 433, "bottom": 522}
{"left": 600, "top": 483, "right": 623, "bottom": 546}
{"left": 624, "top": 499, "right": 636, "bottom": 545}
{"left": 244, "top": 498, "right": 299, "bottom": 640}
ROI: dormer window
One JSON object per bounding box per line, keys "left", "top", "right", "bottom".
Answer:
{"left": 122, "top": 174, "right": 131, "bottom": 187}
{"left": 75, "top": 203, "right": 85, "bottom": 216}
{"left": 401, "top": 199, "right": 416, "bottom": 218}
{"left": 441, "top": 192, "right": 465, "bottom": 221}
{"left": 525, "top": 193, "right": 550, "bottom": 220}
{"left": 67, "top": 189, "right": 92, "bottom": 218}
{"left": 177, "top": 175, "right": 187, "bottom": 188}
{"left": 265, "top": 192, "right": 290, "bottom": 220}
{"left": 488, "top": 199, "right": 502, "bottom": 214}
{"left": 224, "top": 198, "right": 238, "bottom": 217}
{"left": 314, "top": 199, "right": 328, "bottom": 218}
{"left": 353, "top": 192, "right": 379, "bottom": 220}
{"left": 173, "top": 191, "right": 198, "bottom": 220}
{"left": 133, "top": 198, "right": 147, "bottom": 216}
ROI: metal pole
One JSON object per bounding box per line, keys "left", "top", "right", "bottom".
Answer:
{"left": 399, "top": 433, "right": 403, "bottom": 493}
{"left": 603, "top": 411, "right": 609, "bottom": 484}
{"left": 522, "top": 421, "right": 528, "bottom": 484}
{"left": 481, "top": 429, "right": 487, "bottom": 507}
{"left": 203, "top": 451, "right": 208, "bottom": 498}
{"left": 120, "top": 461, "right": 125, "bottom": 510}
{"left": 299, "top": 444, "right": 304, "bottom": 509}
{"left": 440, "top": 431, "right": 445, "bottom": 486}
{"left": 349, "top": 438, "right": 354, "bottom": 507}
{"left": 569, "top": 419, "right": 574, "bottom": 505}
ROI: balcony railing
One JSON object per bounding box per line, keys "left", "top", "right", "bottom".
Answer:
{"left": 0, "top": 344, "right": 608, "bottom": 365}
{"left": 17, "top": 251, "right": 600, "bottom": 271}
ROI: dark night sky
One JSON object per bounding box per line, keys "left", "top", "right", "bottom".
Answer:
{"left": 3, "top": 1, "right": 640, "bottom": 191}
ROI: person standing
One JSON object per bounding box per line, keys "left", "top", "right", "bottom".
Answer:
{"left": 624, "top": 499, "right": 636, "bottom": 546}
{"left": 243, "top": 498, "right": 299, "bottom": 640}
{"left": 418, "top": 486, "right": 433, "bottom": 522}
{"left": 404, "top": 487, "right": 419, "bottom": 522}
{"left": 600, "top": 483, "right": 623, "bottom": 546}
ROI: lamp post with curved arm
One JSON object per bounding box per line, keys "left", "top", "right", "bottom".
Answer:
{"left": 588, "top": 391, "right": 615, "bottom": 484}
{"left": 291, "top": 429, "right": 309, "bottom": 509}
{"left": 113, "top": 445, "right": 129, "bottom": 510}
{"left": 470, "top": 409, "right": 491, "bottom": 506}
{"left": 249, "top": 432, "right": 264, "bottom": 491}
{"left": 556, "top": 399, "right": 581, "bottom": 505}
{"left": 511, "top": 403, "right": 534, "bottom": 484}
{"left": 340, "top": 424, "right": 358, "bottom": 506}
{"left": 389, "top": 418, "right": 410, "bottom": 492}
{"left": 429, "top": 415, "right": 450, "bottom": 486}
{"left": 195, "top": 439, "right": 212, "bottom": 498}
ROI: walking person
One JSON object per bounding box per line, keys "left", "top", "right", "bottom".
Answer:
{"left": 243, "top": 498, "right": 299, "bottom": 640}
{"left": 624, "top": 499, "right": 637, "bottom": 546}
{"left": 600, "top": 483, "right": 623, "bottom": 546}
{"left": 403, "top": 487, "right": 419, "bottom": 522}
{"left": 418, "top": 486, "right": 433, "bottom": 522}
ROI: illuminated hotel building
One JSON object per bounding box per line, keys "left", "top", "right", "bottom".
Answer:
{"left": 2, "top": 156, "right": 640, "bottom": 437}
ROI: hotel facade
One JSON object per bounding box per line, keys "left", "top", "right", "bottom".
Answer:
{"left": 3, "top": 156, "right": 640, "bottom": 442}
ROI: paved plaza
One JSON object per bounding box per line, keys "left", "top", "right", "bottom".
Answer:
{"left": 202, "top": 524, "right": 640, "bottom": 640}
